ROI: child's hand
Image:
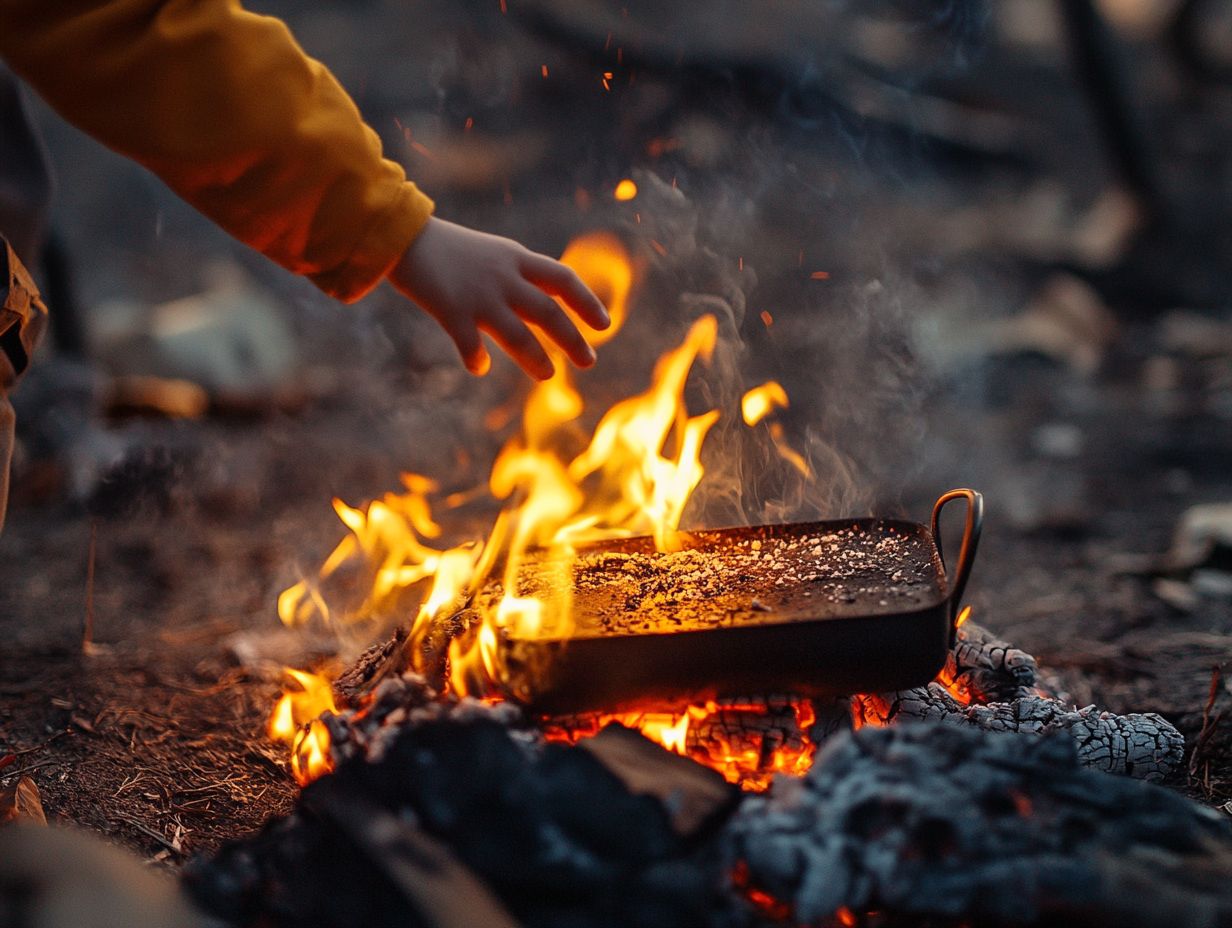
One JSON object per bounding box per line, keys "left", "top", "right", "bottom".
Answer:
{"left": 388, "top": 218, "right": 610, "bottom": 380}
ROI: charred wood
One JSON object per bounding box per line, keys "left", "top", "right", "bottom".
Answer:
{"left": 188, "top": 717, "right": 730, "bottom": 928}
{"left": 331, "top": 626, "right": 410, "bottom": 707}
{"left": 946, "top": 619, "right": 1041, "bottom": 702}
{"left": 726, "top": 723, "right": 1232, "bottom": 928}
{"left": 304, "top": 790, "right": 521, "bottom": 928}
{"left": 323, "top": 671, "right": 534, "bottom": 771}
{"left": 578, "top": 724, "right": 740, "bottom": 841}
{"left": 853, "top": 682, "right": 1185, "bottom": 781}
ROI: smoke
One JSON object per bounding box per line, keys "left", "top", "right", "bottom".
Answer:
{"left": 596, "top": 171, "right": 934, "bottom": 528}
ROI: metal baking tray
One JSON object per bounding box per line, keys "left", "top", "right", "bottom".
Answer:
{"left": 490, "top": 489, "right": 983, "bottom": 714}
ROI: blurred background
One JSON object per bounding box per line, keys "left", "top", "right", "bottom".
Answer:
{"left": 1, "top": 0, "right": 1230, "bottom": 838}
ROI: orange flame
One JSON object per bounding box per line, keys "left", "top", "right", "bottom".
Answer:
{"left": 741, "top": 381, "right": 810, "bottom": 478}
{"left": 268, "top": 668, "right": 337, "bottom": 786}
{"left": 272, "top": 231, "right": 825, "bottom": 787}
{"left": 851, "top": 607, "right": 981, "bottom": 728}
{"left": 545, "top": 698, "right": 817, "bottom": 791}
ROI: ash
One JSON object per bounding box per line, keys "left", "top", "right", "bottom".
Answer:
{"left": 726, "top": 724, "right": 1232, "bottom": 927}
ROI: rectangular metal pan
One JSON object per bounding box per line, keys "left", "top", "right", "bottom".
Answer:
{"left": 493, "top": 489, "right": 983, "bottom": 714}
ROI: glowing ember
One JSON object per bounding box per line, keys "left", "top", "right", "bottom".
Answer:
{"left": 613, "top": 178, "right": 638, "bottom": 201}
{"left": 849, "top": 608, "right": 984, "bottom": 730}
{"left": 731, "top": 860, "right": 794, "bottom": 921}
{"left": 741, "top": 380, "right": 789, "bottom": 426}
{"left": 544, "top": 698, "right": 817, "bottom": 792}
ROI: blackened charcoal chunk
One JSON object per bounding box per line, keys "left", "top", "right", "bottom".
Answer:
{"left": 184, "top": 841, "right": 264, "bottom": 925}
{"left": 186, "top": 813, "right": 431, "bottom": 928}
{"left": 345, "top": 717, "right": 533, "bottom": 824}
{"left": 192, "top": 718, "right": 730, "bottom": 928}
{"left": 536, "top": 743, "right": 679, "bottom": 863}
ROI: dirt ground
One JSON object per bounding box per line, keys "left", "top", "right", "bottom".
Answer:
{"left": 2, "top": 1, "right": 1231, "bottom": 864}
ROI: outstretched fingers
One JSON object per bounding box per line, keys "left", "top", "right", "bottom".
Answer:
{"left": 521, "top": 254, "right": 610, "bottom": 331}
{"left": 477, "top": 311, "right": 556, "bottom": 381}
{"left": 443, "top": 318, "right": 491, "bottom": 376}
{"left": 510, "top": 284, "right": 596, "bottom": 369}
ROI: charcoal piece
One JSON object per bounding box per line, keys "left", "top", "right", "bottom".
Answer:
{"left": 854, "top": 683, "right": 1186, "bottom": 781}
{"left": 187, "top": 811, "right": 435, "bottom": 928}
{"left": 578, "top": 724, "right": 740, "bottom": 841}
{"left": 189, "top": 718, "right": 728, "bottom": 928}
{"left": 946, "top": 620, "right": 1040, "bottom": 702}
{"left": 305, "top": 790, "right": 520, "bottom": 928}
{"left": 332, "top": 627, "right": 410, "bottom": 706}
{"left": 325, "top": 675, "right": 534, "bottom": 770}
{"left": 725, "top": 723, "right": 1232, "bottom": 928}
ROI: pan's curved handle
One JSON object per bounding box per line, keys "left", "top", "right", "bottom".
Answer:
{"left": 931, "top": 489, "right": 984, "bottom": 635}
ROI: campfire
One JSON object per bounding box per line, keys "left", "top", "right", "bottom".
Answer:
{"left": 5, "top": 216, "right": 1222, "bottom": 928}
{"left": 264, "top": 232, "right": 1185, "bottom": 794}
{"left": 7, "top": 5, "right": 1232, "bottom": 926}
{"left": 268, "top": 230, "right": 847, "bottom": 788}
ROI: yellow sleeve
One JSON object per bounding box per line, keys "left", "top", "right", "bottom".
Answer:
{"left": 0, "top": 0, "right": 433, "bottom": 302}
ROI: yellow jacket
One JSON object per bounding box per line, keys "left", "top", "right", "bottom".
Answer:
{"left": 0, "top": 0, "right": 434, "bottom": 302}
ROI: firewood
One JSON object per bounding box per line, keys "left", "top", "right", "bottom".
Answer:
{"left": 946, "top": 619, "right": 1040, "bottom": 702}
{"left": 304, "top": 790, "right": 522, "bottom": 928}
{"left": 331, "top": 626, "right": 409, "bottom": 707}
{"left": 726, "top": 723, "right": 1232, "bottom": 928}
{"left": 190, "top": 717, "right": 728, "bottom": 928}
{"left": 853, "top": 682, "right": 1186, "bottom": 781}
{"left": 579, "top": 724, "right": 740, "bottom": 840}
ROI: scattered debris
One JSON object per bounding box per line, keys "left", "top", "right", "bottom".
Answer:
{"left": 93, "top": 261, "right": 302, "bottom": 410}
{"left": 0, "top": 776, "right": 46, "bottom": 826}
{"left": 984, "top": 273, "right": 1120, "bottom": 375}
{"left": 1165, "top": 503, "right": 1232, "bottom": 574}
{"left": 1190, "top": 666, "right": 1226, "bottom": 787}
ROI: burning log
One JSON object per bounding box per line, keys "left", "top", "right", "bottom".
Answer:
{"left": 544, "top": 695, "right": 843, "bottom": 792}
{"left": 726, "top": 723, "right": 1232, "bottom": 928}
{"left": 578, "top": 724, "right": 740, "bottom": 839}
{"left": 945, "top": 617, "right": 1040, "bottom": 703}
{"left": 330, "top": 626, "right": 410, "bottom": 706}
{"left": 852, "top": 682, "right": 1185, "bottom": 782}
